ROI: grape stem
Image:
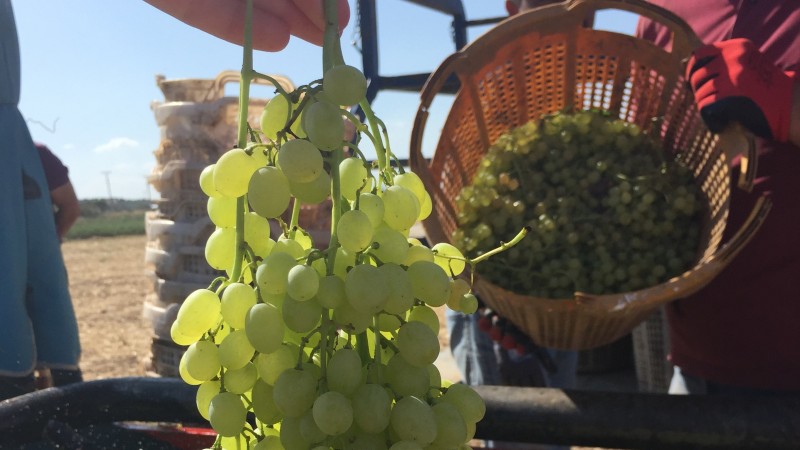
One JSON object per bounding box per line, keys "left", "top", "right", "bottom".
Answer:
{"left": 230, "top": 0, "right": 256, "bottom": 284}
{"left": 469, "top": 226, "right": 530, "bottom": 265}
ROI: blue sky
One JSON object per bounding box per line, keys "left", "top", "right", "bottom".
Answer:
{"left": 13, "top": 1, "right": 637, "bottom": 200}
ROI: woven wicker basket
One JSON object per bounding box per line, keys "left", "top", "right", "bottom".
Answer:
{"left": 409, "top": 0, "right": 771, "bottom": 350}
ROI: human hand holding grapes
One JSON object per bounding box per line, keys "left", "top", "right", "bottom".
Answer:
{"left": 144, "top": 0, "right": 350, "bottom": 51}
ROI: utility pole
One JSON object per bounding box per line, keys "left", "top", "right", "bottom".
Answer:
{"left": 102, "top": 171, "right": 113, "bottom": 202}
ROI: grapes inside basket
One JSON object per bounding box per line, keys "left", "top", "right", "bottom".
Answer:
{"left": 452, "top": 109, "right": 704, "bottom": 300}
{"left": 410, "top": 0, "right": 772, "bottom": 350}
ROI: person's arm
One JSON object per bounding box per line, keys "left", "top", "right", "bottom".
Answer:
{"left": 50, "top": 181, "right": 80, "bottom": 240}
{"left": 143, "top": 0, "right": 350, "bottom": 52}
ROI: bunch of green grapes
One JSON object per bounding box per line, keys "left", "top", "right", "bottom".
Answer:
{"left": 452, "top": 110, "right": 704, "bottom": 299}
{"left": 171, "top": 2, "right": 503, "bottom": 449}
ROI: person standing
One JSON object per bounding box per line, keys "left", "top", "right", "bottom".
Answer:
{"left": 637, "top": 0, "right": 800, "bottom": 395}
{"left": 33, "top": 142, "right": 83, "bottom": 388}
{"left": 0, "top": 0, "right": 81, "bottom": 400}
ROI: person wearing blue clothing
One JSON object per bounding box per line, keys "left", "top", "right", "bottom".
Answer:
{"left": 0, "top": 0, "right": 81, "bottom": 400}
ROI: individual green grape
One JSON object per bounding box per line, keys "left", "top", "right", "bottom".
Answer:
{"left": 304, "top": 100, "right": 344, "bottom": 151}
{"left": 393, "top": 172, "right": 426, "bottom": 206}
{"left": 249, "top": 166, "right": 292, "bottom": 219}
{"left": 345, "top": 264, "right": 389, "bottom": 314}
{"left": 178, "top": 351, "right": 203, "bottom": 385}
{"left": 396, "top": 321, "right": 440, "bottom": 368}
{"left": 273, "top": 368, "right": 318, "bottom": 418}
{"left": 371, "top": 225, "right": 410, "bottom": 265}
{"left": 316, "top": 275, "right": 346, "bottom": 309}
{"left": 251, "top": 380, "right": 283, "bottom": 425}
{"left": 256, "top": 252, "right": 298, "bottom": 295}
{"left": 430, "top": 401, "right": 468, "bottom": 448}
{"left": 379, "top": 263, "right": 415, "bottom": 316}
{"left": 199, "top": 164, "right": 221, "bottom": 198}
{"left": 312, "top": 391, "right": 354, "bottom": 436}
{"left": 183, "top": 339, "right": 221, "bottom": 381}
{"left": 300, "top": 409, "right": 327, "bottom": 445}
{"left": 407, "top": 260, "right": 451, "bottom": 307}
{"left": 390, "top": 396, "right": 437, "bottom": 446}
{"left": 218, "top": 329, "right": 255, "bottom": 370}
{"left": 351, "top": 383, "right": 392, "bottom": 434}
{"left": 381, "top": 185, "right": 420, "bottom": 232}
{"left": 377, "top": 313, "right": 402, "bottom": 332}
{"left": 418, "top": 191, "right": 432, "bottom": 221}
{"left": 171, "top": 320, "right": 200, "bottom": 347}
{"left": 446, "top": 278, "right": 471, "bottom": 311}
{"left": 286, "top": 264, "right": 320, "bottom": 301}
{"left": 403, "top": 244, "right": 434, "bottom": 266}
{"left": 386, "top": 354, "right": 430, "bottom": 398}
{"left": 224, "top": 361, "right": 258, "bottom": 394}
{"left": 441, "top": 383, "right": 486, "bottom": 423}
{"left": 357, "top": 192, "right": 385, "bottom": 228}
{"left": 254, "top": 435, "right": 283, "bottom": 450}
{"left": 245, "top": 303, "right": 285, "bottom": 354}
{"left": 460, "top": 293, "right": 479, "bottom": 314}
{"left": 205, "top": 227, "right": 236, "bottom": 271}
{"left": 174, "top": 289, "right": 221, "bottom": 340}
{"left": 290, "top": 171, "right": 331, "bottom": 205}
{"left": 214, "top": 148, "right": 259, "bottom": 198}
{"left": 221, "top": 282, "right": 257, "bottom": 329}
{"left": 332, "top": 301, "right": 373, "bottom": 334}
{"left": 340, "top": 157, "right": 369, "bottom": 201}
{"left": 332, "top": 247, "right": 357, "bottom": 279}
{"left": 407, "top": 305, "right": 439, "bottom": 334}
{"left": 255, "top": 345, "right": 296, "bottom": 385}
{"left": 280, "top": 415, "right": 311, "bottom": 450}
{"left": 195, "top": 379, "right": 220, "bottom": 420}
{"left": 243, "top": 212, "right": 275, "bottom": 258}
{"left": 337, "top": 209, "right": 374, "bottom": 253}
{"left": 273, "top": 236, "right": 307, "bottom": 259}
{"left": 209, "top": 392, "right": 247, "bottom": 437}
{"left": 326, "top": 348, "right": 362, "bottom": 395}
{"left": 207, "top": 195, "right": 237, "bottom": 228}
{"left": 323, "top": 64, "right": 368, "bottom": 106}
{"left": 278, "top": 138, "right": 324, "bottom": 183}
{"left": 261, "top": 92, "right": 292, "bottom": 140}
{"left": 282, "top": 295, "right": 322, "bottom": 333}
{"left": 431, "top": 243, "right": 466, "bottom": 277}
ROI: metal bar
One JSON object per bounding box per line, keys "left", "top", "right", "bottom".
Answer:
{"left": 372, "top": 74, "right": 460, "bottom": 94}
{"left": 358, "top": 0, "right": 379, "bottom": 96}
{"left": 403, "top": 0, "right": 464, "bottom": 16}
{"left": 474, "top": 385, "right": 800, "bottom": 450}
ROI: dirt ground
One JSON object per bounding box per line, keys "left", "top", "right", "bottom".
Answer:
{"left": 62, "top": 235, "right": 153, "bottom": 380}
{"left": 62, "top": 235, "right": 451, "bottom": 381}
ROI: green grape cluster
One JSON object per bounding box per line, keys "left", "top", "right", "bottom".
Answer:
{"left": 174, "top": 4, "right": 489, "bottom": 448}
{"left": 452, "top": 110, "right": 704, "bottom": 299}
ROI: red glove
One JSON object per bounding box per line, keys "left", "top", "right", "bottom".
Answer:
{"left": 686, "top": 38, "right": 795, "bottom": 142}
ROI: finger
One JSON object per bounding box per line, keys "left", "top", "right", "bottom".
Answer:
{"left": 145, "top": 0, "right": 291, "bottom": 52}
{"left": 253, "top": 0, "right": 325, "bottom": 45}
{"left": 692, "top": 75, "right": 720, "bottom": 104}
{"left": 290, "top": 0, "right": 351, "bottom": 34}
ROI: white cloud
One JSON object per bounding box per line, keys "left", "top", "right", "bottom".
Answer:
{"left": 63, "top": 143, "right": 75, "bottom": 151}
{"left": 94, "top": 137, "right": 139, "bottom": 153}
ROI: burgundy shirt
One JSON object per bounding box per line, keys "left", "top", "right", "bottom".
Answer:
{"left": 638, "top": 1, "right": 800, "bottom": 390}
{"left": 35, "top": 143, "right": 69, "bottom": 191}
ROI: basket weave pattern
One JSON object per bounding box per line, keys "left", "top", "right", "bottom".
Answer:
{"left": 411, "top": 1, "right": 768, "bottom": 350}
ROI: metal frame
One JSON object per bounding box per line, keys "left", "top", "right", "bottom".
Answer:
{"left": 356, "top": 0, "right": 506, "bottom": 103}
